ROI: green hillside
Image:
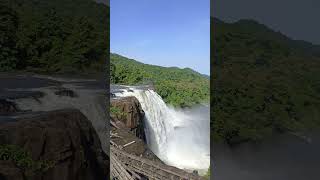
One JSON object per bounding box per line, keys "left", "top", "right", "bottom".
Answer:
{"left": 0, "top": 0, "right": 109, "bottom": 73}
{"left": 111, "top": 53, "right": 210, "bottom": 107}
{"left": 212, "top": 18, "right": 320, "bottom": 144}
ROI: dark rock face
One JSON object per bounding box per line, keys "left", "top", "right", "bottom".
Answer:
{"left": 54, "top": 88, "right": 78, "bottom": 98}
{"left": 0, "top": 99, "right": 19, "bottom": 115}
{"left": 110, "top": 96, "right": 162, "bottom": 163}
{"left": 111, "top": 97, "right": 146, "bottom": 141}
{"left": 0, "top": 109, "right": 109, "bottom": 180}
{"left": 0, "top": 161, "right": 24, "bottom": 180}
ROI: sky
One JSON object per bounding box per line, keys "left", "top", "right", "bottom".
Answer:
{"left": 111, "top": 0, "right": 210, "bottom": 75}
{"left": 212, "top": 0, "right": 320, "bottom": 45}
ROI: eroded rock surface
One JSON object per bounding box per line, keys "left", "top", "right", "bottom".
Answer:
{"left": 0, "top": 109, "right": 109, "bottom": 180}
{"left": 0, "top": 99, "right": 19, "bottom": 115}
{"left": 54, "top": 88, "right": 78, "bottom": 98}
{"left": 111, "top": 96, "right": 145, "bottom": 141}
{"left": 110, "top": 96, "right": 162, "bottom": 165}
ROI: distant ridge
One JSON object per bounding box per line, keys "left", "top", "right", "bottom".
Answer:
{"left": 111, "top": 53, "right": 206, "bottom": 76}
{"left": 212, "top": 18, "right": 320, "bottom": 57}
{"left": 110, "top": 53, "right": 209, "bottom": 107}
{"left": 212, "top": 17, "right": 320, "bottom": 144}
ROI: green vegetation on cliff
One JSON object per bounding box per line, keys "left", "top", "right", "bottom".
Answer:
{"left": 110, "top": 53, "right": 209, "bottom": 107}
{"left": 211, "top": 18, "right": 320, "bottom": 144}
{"left": 0, "top": 0, "right": 108, "bottom": 73}
{"left": 110, "top": 105, "right": 126, "bottom": 119}
{"left": 0, "top": 144, "right": 54, "bottom": 174}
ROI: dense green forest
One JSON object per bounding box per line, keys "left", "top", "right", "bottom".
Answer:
{"left": 211, "top": 18, "right": 320, "bottom": 144}
{"left": 0, "top": 0, "right": 108, "bottom": 73}
{"left": 110, "top": 53, "right": 210, "bottom": 107}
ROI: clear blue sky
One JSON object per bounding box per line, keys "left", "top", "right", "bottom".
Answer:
{"left": 111, "top": 0, "right": 210, "bottom": 75}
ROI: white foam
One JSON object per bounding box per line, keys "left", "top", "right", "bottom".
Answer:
{"left": 115, "top": 88, "right": 210, "bottom": 172}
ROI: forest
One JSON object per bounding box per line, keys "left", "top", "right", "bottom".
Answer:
{"left": 0, "top": 0, "right": 108, "bottom": 73}
{"left": 211, "top": 18, "right": 320, "bottom": 144}
{"left": 110, "top": 53, "right": 210, "bottom": 107}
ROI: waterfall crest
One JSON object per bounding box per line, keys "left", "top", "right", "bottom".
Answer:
{"left": 115, "top": 87, "right": 210, "bottom": 171}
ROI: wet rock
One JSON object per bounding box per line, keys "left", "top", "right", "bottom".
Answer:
{"left": 54, "top": 88, "right": 78, "bottom": 97}
{"left": 0, "top": 91, "right": 45, "bottom": 100}
{"left": 0, "top": 99, "right": 19, "bottom": 115}
{"left": 111, "top": 97, "right": 146, "bottom": 141}
{"left": 0, "top": 109, "right": 109, "bottom": 180}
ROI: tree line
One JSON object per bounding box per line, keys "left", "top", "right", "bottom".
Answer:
{"left": 110, "top": 53, "right": 210, "bottom": 108}
{"left": 0, "top": 0, "right": 108, "bottom": 73}
{"left": 212, "top": 18, "right": 320, "bottom": 144}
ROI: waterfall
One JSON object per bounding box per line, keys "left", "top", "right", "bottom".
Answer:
{"left": 115, "top": 87, "right": 210, "bottom": 172}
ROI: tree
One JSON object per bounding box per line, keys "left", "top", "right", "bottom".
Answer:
{"left": 0, "top": 1, "right": 18, "bottom": 71}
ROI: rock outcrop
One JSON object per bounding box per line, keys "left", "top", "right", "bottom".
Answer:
{"left": 54, "top": 88, "right": 78, "bottom": 98}
{"left": 111, "top": 97, "right": 145, "bottom": 141}
{"left": 110, "top": 96, "right": 162, "bottom": 164}
{"left": 0, "top": 99, "right": 19, "bottom": 115}
{"left": 0, "top": 109, "right": 109, "bottom": 180}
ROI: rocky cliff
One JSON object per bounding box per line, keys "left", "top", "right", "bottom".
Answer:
{"left": 110, "top": 96, "right": 162, "bottom": 163}
{"left": 111, "top": 96, "right": 146, "bottom": 141}
{"left": 0, "top": 109, "right": 109, "bottom": 180}
{"left": 0, "top": 99, "right": 19, "bottom": 115}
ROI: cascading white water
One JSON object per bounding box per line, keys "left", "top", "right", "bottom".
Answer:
{"left": 115, "top": 88, "right": 210, "bottom": 172}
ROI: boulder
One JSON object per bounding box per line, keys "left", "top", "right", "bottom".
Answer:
{"left": 0, "top": 109, "right": 109, "bottom": 180}
{"left": 54, "top": 88, "right": 78, "bottom": 98}
{"left": 111, "top": 97, "right": 145, "bottom": 141}
{"left": 0, "top": 99, "right": 19, "bottom": 115}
